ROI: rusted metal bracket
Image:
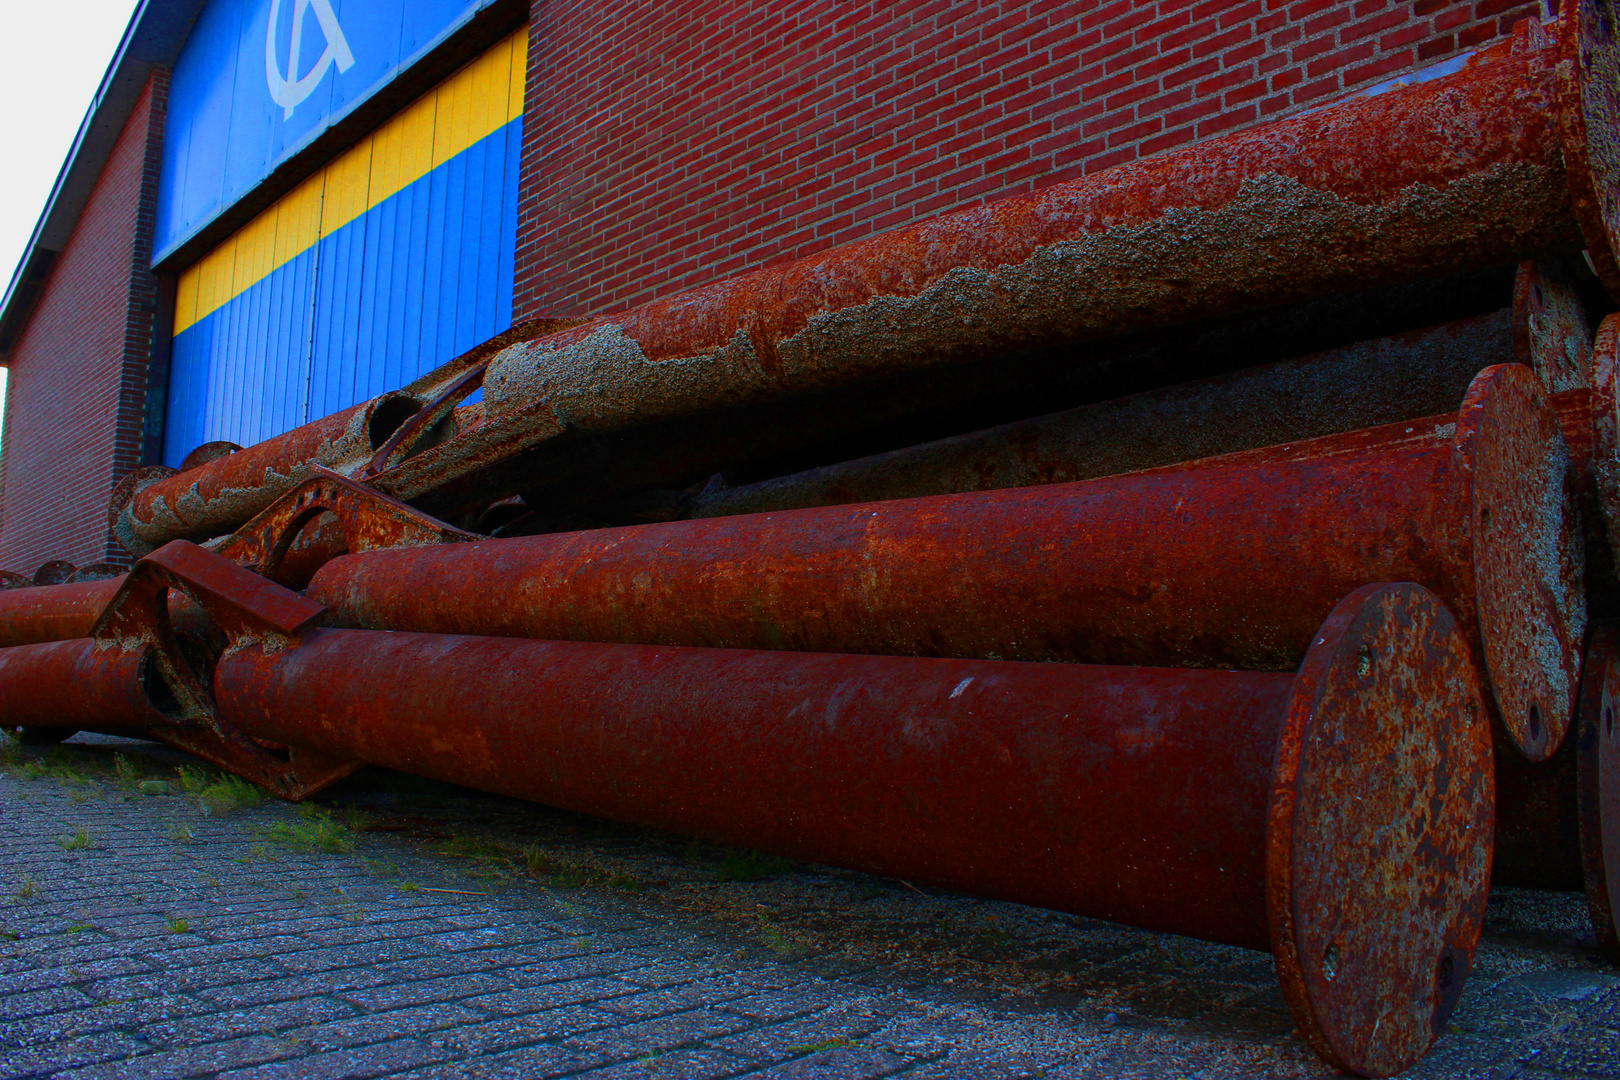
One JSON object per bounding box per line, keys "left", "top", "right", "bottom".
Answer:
{"left": 217, "top": 467, "right": 480, "bottom": 588}
{"left": 89, "top": 540, "right": 360, "bottom": 799}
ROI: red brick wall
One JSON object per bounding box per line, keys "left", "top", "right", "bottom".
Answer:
{"left": 515, "top": 0, "right": 1548, "bottom": 320}
{"left": 0, "top": 72, "right": 168, "bottom": 573}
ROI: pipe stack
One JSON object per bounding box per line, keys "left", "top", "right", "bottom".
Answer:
{"left": 7, "top": 2, "right": 1620, "bottom": 1074}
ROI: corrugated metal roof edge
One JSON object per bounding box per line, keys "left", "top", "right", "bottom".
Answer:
{"left": 0, "top": 0, "right": 208, "bottom": 361}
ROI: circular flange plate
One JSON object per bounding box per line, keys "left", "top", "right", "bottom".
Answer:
{"left": 106, "top": 465, "right": 180, "bottom": 557}
{"left": 1459, "top": 363, "right": 1586, "bottom": 761}
{"left": 1558, "top": 0, "right": 1620, "bottom": 302}
{"left": 1577, "top": 624, "right": 1620, "bottom": 963}
{"left": 179, "top": 440, "right": 243, "bottom": 473}
{"left": 30, "top": 560, "right": 76, "bottom": 587}
{"left": 1589, "top": 314, "right": 1620, "bottom": 546}
{"left": 1269, "top": 582, "right": 1493, "bottom": 1078}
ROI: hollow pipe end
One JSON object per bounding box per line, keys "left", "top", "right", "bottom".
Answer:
{"left": 108, "top": 465, "right": 181, "bottom": 558}
{"left": 1462, "top": 363, "right": 1586, "bottom": 761}
{"left": 1577, "top": 624, "right": 1620, "bottom": 963}
{"left": 1559, "top": 0, "right": 1620, "bottom": 302}
{"left": 1268, "top": 582, "right": 1493, "bottom": 1078}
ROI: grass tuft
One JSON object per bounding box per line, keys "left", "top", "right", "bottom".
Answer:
{"left": 197, "top": 773, "right": 265, "bottom": 816}
{"left": 113, "top": 754, "right": 141, "bottom": 790}
{"left": 265, "top": 809, "right": 354, "bottom": 854}
{"left": 56, "top": 829, "right": 92, "bottom": 851}
{"left": 15, "top": 876, "right": 40, "bottom": 900}
{"left": 717, "top": 850, "right": 793, "bottom": 883}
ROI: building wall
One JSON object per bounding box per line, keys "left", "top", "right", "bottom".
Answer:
{"left": 0, "top": 73, "right": 168, "bottom": 574}
{"left": 164, "top": 29, "right": 526, "bottom": 466}
{"left": 515, "top": 0, "right": 1546, "bottom": 321}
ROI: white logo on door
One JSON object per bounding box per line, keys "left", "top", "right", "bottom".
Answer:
{"left": 265, "top": 0, "right": 355, "bottom": 119}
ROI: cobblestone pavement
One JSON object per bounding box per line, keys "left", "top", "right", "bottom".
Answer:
{"left": 0, "top": 734, "right": 1615, "bottom": 1080}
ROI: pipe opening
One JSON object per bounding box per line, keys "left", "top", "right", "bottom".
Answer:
{"left": 367, "top": 395, "right": 423, "bottom": 452}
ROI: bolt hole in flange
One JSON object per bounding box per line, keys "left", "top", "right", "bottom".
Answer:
{"left": 1529, "top": 702, "right": 1544, "bottom": 740}
{"left": 1322, "top": 941, "right": 1340, "bottom": 982}
{"left": 1356, "top": 645, "right": 1372, "bottom": 677}
{"left": 1480, "top": 506, "right": 1492, "bottom": 533}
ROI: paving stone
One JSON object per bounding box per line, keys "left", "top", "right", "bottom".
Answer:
{"left": 2, "top": 738, "right": 1616, "bottom": 1080}
{"left": 577, "top": 1046, "right": 756, "bottom": 1079}
{"left": 214, "top": 1037, "right": 455, "bottom": 1079}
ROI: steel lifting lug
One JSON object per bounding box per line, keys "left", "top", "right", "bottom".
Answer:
{"left": 218, "top": 466, "right": 479, "bottom": 588}
{"left": 89, "top": 540, "right": 359, "bottom": 799}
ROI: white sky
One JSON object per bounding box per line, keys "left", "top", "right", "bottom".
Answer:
{"left": 0, "top": 0, "right": 141, "bottom": 458}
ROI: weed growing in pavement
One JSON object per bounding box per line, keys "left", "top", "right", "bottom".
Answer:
{"left": 788, "top": 1037, "right": 853, "bottom": 1055}
{"left": 173, "top": 765, "right": 211, "bottom": 795}
{"left": 112, "top": 754, "right": 142, "bottom": 790}
{"left": 757, "top": 918, "right": 797, "bottom": 957}
{"left": 518, "top": 844, "right": 645, "bottom": 891}
{"left": 15, "top": 876, "right": 40, "bottom": 900}
{"left": 164, "top": 822, "right": 197, "bottom": 844}
{"left": 64, "top": 923, "right": 94, "bottom": 934}
{"left": 56, "top": 829, "right": 92, "bottom": 851}
{"left": 0, "top": 731, "right": 18, "bottom": 767}
{"left": 165, "top": 916, "right": 190, "bottom": 934}
{"left": 197, "top": 773, "right": 264, "bottom": 816}
{"left": 265, "top": 808, "right": 355, "bottom": 854}
{"left": 717, "top": 850, "right": 794, "bottom": 883}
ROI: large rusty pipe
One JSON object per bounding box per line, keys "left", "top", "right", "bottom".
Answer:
{"left": 119, "top": 4, "right": 1620, "bottom": 554}
{"left": 308, "top": 363, "right": 1579, "bottom": 760}
{"left": 0, "top": 581, "right": 122, "bottom": 648}
{"left": 677, "top": 310, "right": 1517, "bottom": 520}
{"left": 108, "top": 319, "right": 586, "bottom": 558}
{"left": 0, "top": 581, "right": 1490, "bottom": 1077}
{"left": 1494, "top": 624, "right": 1620, "bottom": 963}
{"left": 0, "top": 638, "right": 154, "bottom": 733}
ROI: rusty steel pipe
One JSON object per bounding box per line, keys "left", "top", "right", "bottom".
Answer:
{"left": 1495, "top": 624, "right": 1620, "bottom": 962}
{"left": 118, "top": 5, "right": 1620, "bottom": 555}
{"left": 109, "top": 319, "right": 586, "bottom": 558}
{"left": 307, "top": 362, "right": 1578, "bottom": 760}
{"left": 0, "top": 580, "right": 122, "bottom": 648}
{"left": 0, "top": 574, "right": 1490, "bottom": 1077}
{"left": 0, "top": 638, "right": 154, "bottom": 734}
{"left": 675, "top": 310, "right": 1517, "bottom": 520}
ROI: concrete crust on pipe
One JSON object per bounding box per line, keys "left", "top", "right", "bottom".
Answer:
{"left": 308, "top": 364, "right": 1578, "bottom": 761}
{"left": 214, "top": 582, "right": 1489, "bottom": 1077}
{"left": 116, "top": 7, "right": 1610, "bottom": 557}
{"left": 378, "top": 16, "right": 1582, "bottom": 508}
{"left": 681, "top": 310, "right": 1516, "bottom": 519}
